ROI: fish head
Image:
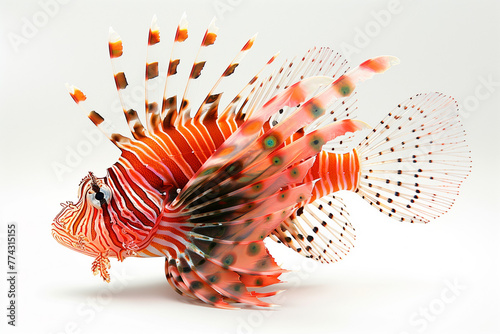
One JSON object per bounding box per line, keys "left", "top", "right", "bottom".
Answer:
{"left": 52, "top": 172, "right": 123, "bottom": 259}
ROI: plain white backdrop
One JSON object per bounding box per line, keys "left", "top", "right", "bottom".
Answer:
{"left": 0, "top": 0, "right": 499, "bottom": 333}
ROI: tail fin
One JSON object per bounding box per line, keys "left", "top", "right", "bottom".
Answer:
{"left": 355, "top": 92, "right": 471, "bottom": 223}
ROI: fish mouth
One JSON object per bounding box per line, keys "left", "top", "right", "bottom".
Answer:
{"left": 52, "top": 205, "right": 71, "bottom": 245}
{"left": 51, "top": 220, "right": 76, "bottom": 248}
{"left": 51, "top": 223, "right": 69, "bottom": 246}
{"left": 51, "top": 222, "right": 96, "bottom": 257}
{"left": 52, "top": 206, "right": 95, "bottom": 257}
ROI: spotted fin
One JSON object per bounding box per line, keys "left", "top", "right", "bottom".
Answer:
{"left": 171, "top": 75, "right": 335, "bottom": 209}
{"left": 270, "top": 194, "right": 355, "bottom": 263}
{"left": 218, "top": 52, "right": 280, "bottom": 121}
{"left": 172, "top": 55, "right": 397, "bottom": 209}
{"left": 244, "top": 47, "right": 350, "bottom": 121}
{"left": 156, "top": 58, "right": 396, "bottom": 307}
{"left": 155, "top": 58, "right": 392, "bottom": 307}
{"left": 165, "top": 240, "right": 285, "bottom": 309}
{"left": 162, "top": 189, "right": 312, "bottom": 308}
{"left": 355, "top": 92, "right": 471, "bottom": 223}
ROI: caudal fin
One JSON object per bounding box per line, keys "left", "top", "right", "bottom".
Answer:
{"left": 355, "top": 92, "right": 471, "bottom": 223}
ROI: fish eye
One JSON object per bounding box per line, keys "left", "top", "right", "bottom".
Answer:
{"left": 87, "top": 184, "right": 112, "bottom": 209}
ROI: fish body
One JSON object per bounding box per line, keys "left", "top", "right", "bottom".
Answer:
{"left": 52, "top": 15, "right": 470, "bottom": 308}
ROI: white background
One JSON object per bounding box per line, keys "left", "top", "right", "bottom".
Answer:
{"left": 1, "top": 0, "right": 499, "bottom": 333}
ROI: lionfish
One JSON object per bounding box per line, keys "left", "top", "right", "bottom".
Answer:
{"left": 52, "top": 15, "right": 471, "bottom": 308}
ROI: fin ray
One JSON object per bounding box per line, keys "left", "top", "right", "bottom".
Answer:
{"left": 355, "top": 92, "right": 471, "bottom": 223}
{"left": 271, "top": 194, "right": 355, "bottom": 263}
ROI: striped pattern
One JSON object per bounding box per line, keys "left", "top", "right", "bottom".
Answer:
{"left": 306, "top": 150, "right": 361, "bottom": 202}
{"left": 139, "top": 220, "right": 188, "bottom": 258}
{"left": 51, "top": 142, "right": 171, "bottom": 271}
{"left": 52, "top": 170, "right": 163, "bottom": 263}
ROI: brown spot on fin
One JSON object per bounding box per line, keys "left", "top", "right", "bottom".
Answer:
{"left": 148, "top": 16, "right": 160, "bottom": 45}
{"left": 108, "top": 27, "right": 123, "bottom": 58}
{"left": 146, "top": 62, "right": 159, "bottom": 80}
{"left": 69, "top": 87, "right": 86, "bottom": 103}
{"left": 89, "top": 110, "right": 104, "bottom": 125}
{"left": 223, "top": 63, "right": 238, "bottom": 77}
{"left": 202, "top": 32, "right": 217, "bottom": 46}
{"left": 168, "top": 59, "right": 180, "bottom": 75}
{"left": 114, "top": 72, "right": 128, "bottom": 90}
{"left": 191, "top": 61, "right": 206, "bottom": 79}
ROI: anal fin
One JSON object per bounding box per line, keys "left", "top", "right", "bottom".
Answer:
{"left": 271, "top": 194, "right": 355, "bottom": 263}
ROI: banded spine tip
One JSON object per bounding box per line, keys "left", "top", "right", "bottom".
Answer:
{"left": 175, "top": 16, "right": 189, "bottom": 42}
{"left": 108, "top": 27, "right": 123, "bottom": 58}
{"left": 244, "top": 33, "right": 258, "bottom": 50}
{"left": 268, "top": 52, "right": 280, "bottom": 64}
{"left": 203, "top": 19, "right": 219, "bottom": 46}
{"left": 66, "top": 84, "right": 86, "bottom": 103}
{"left": 149, "top": 15, "right": 160, "bottom": 45}
{"left": 175, "top": 13, "right": 189, "bottom": 43}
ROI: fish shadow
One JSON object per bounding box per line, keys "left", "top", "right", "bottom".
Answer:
{"left": 51, "top": 279, "right": 177, "bottom": 302}
{"left": 49, "top": 271, "right": 439, "bottom": 311}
